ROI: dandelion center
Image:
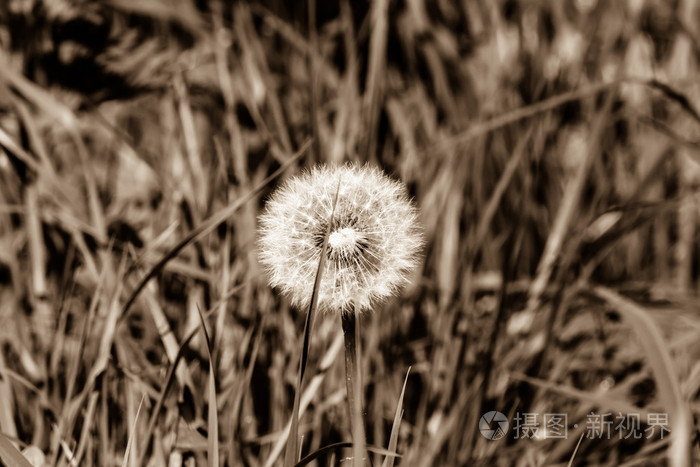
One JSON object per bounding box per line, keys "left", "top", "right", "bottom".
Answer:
{"left": 328, "top": 227, "right": 361, "bottom": 254}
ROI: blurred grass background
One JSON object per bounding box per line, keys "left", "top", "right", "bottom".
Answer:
{"left": 0, "top": 0, "right": 699, "bottom": 465}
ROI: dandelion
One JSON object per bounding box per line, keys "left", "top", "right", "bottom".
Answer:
{"left": 258, "top": 163, "right": 422, "bottom": 314}
{"left": 259, "top": 163, "right": 421, "bottom": 466}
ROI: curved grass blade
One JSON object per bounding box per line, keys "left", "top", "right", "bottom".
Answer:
{"left": 283, "top": 178, "right": 342, "bottom": 467}
{"left": 0, "top": 433, "right": 32, "bottom": 467}
{"left": 381, "top": 366, "right": 410, "bottom": 467}
{"left": 138, "top": 328, "right": 199, "bottom": 466}
{"left": 120, "top": 138, "right": 312, "bottom": 320}
{"left": 592, "top": 286, "right": 692, "bottom": 467}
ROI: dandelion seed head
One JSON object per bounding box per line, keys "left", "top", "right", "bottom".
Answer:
{"left": 257, "top": 164, "right": 422, "bottom": 314}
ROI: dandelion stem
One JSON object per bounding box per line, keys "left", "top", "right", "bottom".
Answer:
{"left": 342, "top": 311, "right": 367, "bottom": 466}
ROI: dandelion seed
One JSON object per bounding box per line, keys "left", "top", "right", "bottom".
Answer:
{"left": 258, "top": 164, "right": 422, "bottom": 313}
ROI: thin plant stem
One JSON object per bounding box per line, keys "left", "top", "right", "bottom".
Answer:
{"left": 342, "top": 311, "right": 367, "bottom": 466}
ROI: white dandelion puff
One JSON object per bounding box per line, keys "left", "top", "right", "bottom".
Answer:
{"left": 257, "top": 164, "right": 422, "bottom": 314}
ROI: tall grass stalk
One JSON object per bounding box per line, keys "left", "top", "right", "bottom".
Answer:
{"left": 283, "top": 179, "right": 341, "bottom": 467}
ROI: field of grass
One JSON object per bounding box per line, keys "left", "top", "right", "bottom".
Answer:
{"left": 0, "top": 0, "right": 699, "bottom": 465}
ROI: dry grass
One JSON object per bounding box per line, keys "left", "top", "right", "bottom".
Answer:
{"left": 0, "top": 0, "right": 699, "bottom": 466}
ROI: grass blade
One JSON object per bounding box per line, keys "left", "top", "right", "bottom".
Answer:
{"left": 121, "top": 394, "right": 145, "bottom": 467}
{"left": 138, "top": 328, "right": 199, "bottom": 466}
{"left": 283, "top": 178, "right": 341, "bottom": 467}
{"left": 468, "top": 129, "right": 531, "bottom": 263}
{"left": 265, "top": 331, "right": 344, "bottom": 467}
{"left": 566, "top": 432, "right": 585, "bottom": 467}
{"left": 526, "top": 86, "right": 616, "bottom": 316}
{"left": 0, "top": 433, "right": 32, "bottom": 467}
{"left": 510, "top": 372, "right": 651, "bottom": 418}
{"left": 592, "top": 286, "right": 692, "bottom": 467}
{"left": 381, "top": 366, "right": 410, "bottom": 467}
{"left": 196, "top": 307, "right": 219, "bottom": 467}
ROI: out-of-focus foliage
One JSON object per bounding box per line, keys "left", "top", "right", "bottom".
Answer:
{"left": 0, "top": 0, "right": 699, "bottom": 466}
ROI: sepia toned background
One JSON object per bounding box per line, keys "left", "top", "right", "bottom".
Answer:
{"left": 0, "top": 0, "right": 699, "bottom": 465}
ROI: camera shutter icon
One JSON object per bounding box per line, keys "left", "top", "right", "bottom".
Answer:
{"left": 479, "top": 411, "right": 509, "bottom": 440}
